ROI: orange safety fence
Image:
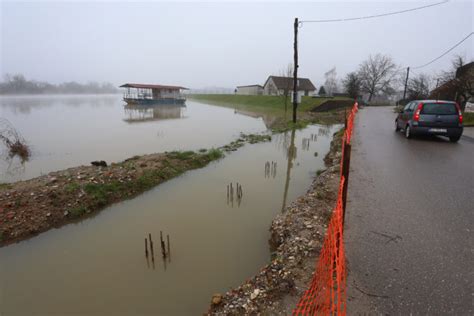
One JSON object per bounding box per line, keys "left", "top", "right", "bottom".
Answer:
{"left": 293, "top": 102, "right": 358, "bottom": 315}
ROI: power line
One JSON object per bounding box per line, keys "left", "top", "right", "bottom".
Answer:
{"left": 300, "top": 0, "right": 449, "bottom": 24}
{"left": 411, "top": 32, "right": 473, "bottom": 69}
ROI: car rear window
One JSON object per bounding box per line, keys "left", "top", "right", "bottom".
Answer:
{"left": 421, "top": 103, "right": 457, "bottom": 115}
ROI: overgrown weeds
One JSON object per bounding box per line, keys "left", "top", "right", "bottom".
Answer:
{"left": 0, "top": 118, "right": 30, "bottom": 161}
{"left": 168, "top": 150, "right": 195, "bottom": 160}
{"left": 206, "top": 148, "right": 224, "bottom": 160}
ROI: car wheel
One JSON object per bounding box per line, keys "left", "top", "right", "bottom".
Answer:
{"left": 449, "top": 136, "right": 460, "bottom": 142}
{"left": 395, "top": 120, "right": 400, "bottom": 132}
{"left": 405, "top": 125, "right": 411, "bottom": 139}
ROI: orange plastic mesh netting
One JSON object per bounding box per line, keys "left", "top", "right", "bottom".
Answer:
{"left": 293, "top": 103, "right": 357, "bottom": 316}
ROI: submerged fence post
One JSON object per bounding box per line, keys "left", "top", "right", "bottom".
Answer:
{"left": 149, "top": 233, "right": 154, "bottom": 259}
{"left": 167, "top": 234, "right": 170, "bottom": 258}
{"left": 145, "top": 238, "right": 149, "bottom": 258}
{"left": 160, "top": 231, "right": 166, "bottom": 258}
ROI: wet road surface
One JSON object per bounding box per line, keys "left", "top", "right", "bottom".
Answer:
{"left": 345, "top": 106, "right": 473, "bottom": 314}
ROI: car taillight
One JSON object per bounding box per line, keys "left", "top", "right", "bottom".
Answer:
{"left": 414, "top": 103, "right": 423, "bottom": 121}
{"left": 455, "top": 103, "right": 463, "bottom": 124}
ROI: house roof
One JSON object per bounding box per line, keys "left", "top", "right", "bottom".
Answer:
{"left": 455, "top": 61, "right": 474, "bottom": 78}
{"left": 236, "top": 84, "right": 263, "bottom": 88}
{"left": 120, "top": 83, "right": 188, "bottom": 90}
{"left": 265, "top": 76, "right": 316, "bottom": 91}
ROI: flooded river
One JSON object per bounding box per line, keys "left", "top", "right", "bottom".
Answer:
{"left": 0, "top": 95, "right": 264, "bottom": 182}
{"left": 0, "top": 95, "right": 339, "bottom": 315}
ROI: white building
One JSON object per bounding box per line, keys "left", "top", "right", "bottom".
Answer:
{"left": 263, "top": 76, "right": 316, "bottom": 96}
{"left": 235, "top": 85, "right": 264, "bottom": 95}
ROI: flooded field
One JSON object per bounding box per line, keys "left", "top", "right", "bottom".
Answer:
{"left": 0, "top": 95, "right": 339, "bottom": 315}
{"left": 0, "top": 95, "right": 265, "bottom": 182}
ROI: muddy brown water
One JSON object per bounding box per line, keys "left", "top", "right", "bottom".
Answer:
{"left": 0, "top": 95, "right": 265, "bottom": 182}
{"left": 0, "top": 95, "right": 339, "bottom": 315}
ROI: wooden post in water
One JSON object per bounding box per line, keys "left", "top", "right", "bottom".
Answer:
{"left": 167, "top": 234, "right": 170, "bottom": 258}
{"left": 145, "top": 238, "right": 149, "bottom": 258}
{"left": 148, "top": 233, "right": 154, "bottom": 258}
{"left": 160, "top": 231, "right": 166, "bottom": 258}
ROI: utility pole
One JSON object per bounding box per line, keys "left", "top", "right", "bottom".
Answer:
{"left": 402, "top": 66, "right": 410, "bottom": 101}
{"left": 292, "top": 17, "right": 299, "bottom": 123}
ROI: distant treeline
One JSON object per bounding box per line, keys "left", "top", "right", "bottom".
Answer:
{"left": 0, "top": 74, "right": 118, "bottom": 95}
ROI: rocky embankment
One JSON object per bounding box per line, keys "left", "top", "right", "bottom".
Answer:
{"left": 208, "top": 129, "right": 343, "bottom": 315}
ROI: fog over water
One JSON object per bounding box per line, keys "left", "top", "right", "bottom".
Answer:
{"left": 0, "top": 95, "right": 267, "bottom": 182}
{"left": 1, "top": 1, "right": 472, "bottom": 89}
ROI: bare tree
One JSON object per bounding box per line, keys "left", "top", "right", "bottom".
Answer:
{"left": 358, "top": 54, "right": 398, "bottom": 102}
{"left": 407, "top": 73, "right": 432, "bottom": 100}
{"left": 279, "top": 63, "right": 294, "bottom": 112}
{"left": 342, "top": 72, "right": 361, "bottom": 100}
{"left": 324, "top": 67, "right": 338, "bottom": 96}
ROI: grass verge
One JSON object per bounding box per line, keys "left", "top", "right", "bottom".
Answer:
{"left": 188, "top": 94, "right": 351, "bottom": 129}
{"left": 463, "top": 112, "right": 474, "bottom": 126}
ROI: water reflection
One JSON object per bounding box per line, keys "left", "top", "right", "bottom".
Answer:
{"left": 226, "top": 182, "right": 243, "bottom": 208}
{"left": 0, "top": 153, "right": 26, "bottom": 179}
{"left": 281, "top": 128, "right": 297, "bottom": 212}
{"left": 318, "top": 125, "right": 331, "bottom": 136}
{"left": 264, "top": 161, "right": 277, "bottom": 178}
{"left": 0, "top": 94, "right": 117, "bottom": 114}
{"left": 123, "top": 105, "right": 186, "bottom": 123}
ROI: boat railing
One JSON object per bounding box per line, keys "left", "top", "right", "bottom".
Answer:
{"left": 124, "top": 94, "right": 186, "bottom": 101}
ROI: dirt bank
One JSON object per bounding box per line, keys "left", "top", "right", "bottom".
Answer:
{"left": 207, "top": 129, "right": 343, "bottom": 315}
{"left": 0, "top": 131, "right": 276, "bottom": 247}
{"left": 0, "top": 149, "right": 226, "bottom": 246}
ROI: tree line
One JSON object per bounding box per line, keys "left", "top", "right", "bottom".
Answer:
{"left": 317, "top": 54, "right": 472, "bottom": 108}
{"left": 0, "top": 74, "right": 118, "bottom": 95}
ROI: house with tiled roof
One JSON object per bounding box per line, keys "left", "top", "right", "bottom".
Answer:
{"left": 263, "top": 76, "right": 316, "bottom": 96}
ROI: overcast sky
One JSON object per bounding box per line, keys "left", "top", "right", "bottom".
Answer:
{"left": 1, "top": 0, "right": 472, "bottom": 89}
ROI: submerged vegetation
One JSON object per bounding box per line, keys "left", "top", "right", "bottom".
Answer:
{"left": 221, "top": 133, "right": 272, "bottom": 152}
{"left": 0, "top": 118, "right": 30, "bottom": 161}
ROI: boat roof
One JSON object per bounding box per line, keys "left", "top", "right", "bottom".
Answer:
{"left": 120, "top": 83, "right": 188, "bottom": 90}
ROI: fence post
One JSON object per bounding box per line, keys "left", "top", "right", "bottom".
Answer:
{"left": 341, "top": 142, "right": 352, "bottom": 225}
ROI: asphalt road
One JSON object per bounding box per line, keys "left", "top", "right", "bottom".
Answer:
{"left": 345, "top": 106, "right": 473, "bottom": 315}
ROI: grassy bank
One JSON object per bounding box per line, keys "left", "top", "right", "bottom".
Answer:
{"left": 189, "top": 94, "right": 351, "bottom": 130}
{"left": 463, "top": 112, "right": 474, "bottom": 126}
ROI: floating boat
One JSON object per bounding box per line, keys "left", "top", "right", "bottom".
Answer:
{"left": 120, "top": 83, "right": 188, "bottom": 105}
